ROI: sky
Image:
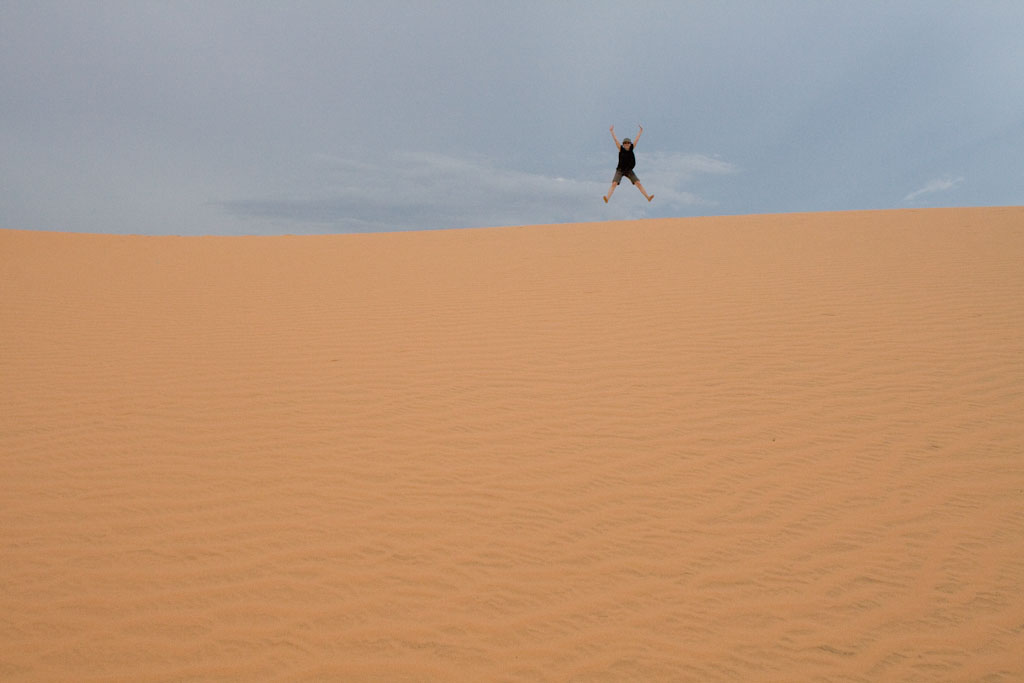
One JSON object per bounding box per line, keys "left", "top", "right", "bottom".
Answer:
{"left": 2, "top": 1, "right": 1022, "bottom": 235}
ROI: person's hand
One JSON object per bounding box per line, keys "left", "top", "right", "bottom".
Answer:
{"left": 638, "top": 124, "right": 643, "bottom": 133}
{"left": 610, "top": 125, "right": 615, "bottom": 133}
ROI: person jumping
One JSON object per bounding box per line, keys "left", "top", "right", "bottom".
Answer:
{"left": 604, "top": 124, "right": 653, "bottom": 203}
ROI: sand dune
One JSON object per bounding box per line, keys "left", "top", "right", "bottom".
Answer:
{"left": 2, "top": 207, "right": 1023, "bottom": 681}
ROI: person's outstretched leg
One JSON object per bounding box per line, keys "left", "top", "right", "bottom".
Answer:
{"left": 603, "top": 181, "right": 618, "bottom": 203}
{"left": 636, "top": 182, "right": 654, "bottom": 202}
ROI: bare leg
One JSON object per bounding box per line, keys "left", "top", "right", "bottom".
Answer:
{"left": 636, "top": 182, "right": 654, "bottom": 202}
{"left": 603, "top": 181, "right": 619, "bottom": 203}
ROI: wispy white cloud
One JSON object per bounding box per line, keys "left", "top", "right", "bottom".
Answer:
{"left": 222, "top": 152, "right": 615, "bottom": 232}
{"left": 642, "top": 152, "right": 739, "bottom": 209}
{"left": 221, "top": 150, "right": 737, "bottom": 232}
{"left": 903, "top": 176, "right": 965, "bottom": 203}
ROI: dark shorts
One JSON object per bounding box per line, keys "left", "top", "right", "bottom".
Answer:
{"left": 613, "top": 169, "right": 639, "bottom": 185}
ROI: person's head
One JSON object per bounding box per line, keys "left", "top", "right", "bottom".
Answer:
{"left": 622, "top": 138, "right": 632, "bottom": 148}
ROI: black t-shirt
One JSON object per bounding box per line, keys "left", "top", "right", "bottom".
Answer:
{"left": 617, "top": 144, "right": 636, "bottom": 172}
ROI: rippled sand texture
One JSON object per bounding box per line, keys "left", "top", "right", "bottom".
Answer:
{"left": 3, "top": 207, "right": 1023, "bottom": 681}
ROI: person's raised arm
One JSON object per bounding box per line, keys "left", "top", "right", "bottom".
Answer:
{"left": 633, "top": 124, "right": 644, "bottom": 146}
{"left": 610, "top": 125, "right": 621, "bottom": 149}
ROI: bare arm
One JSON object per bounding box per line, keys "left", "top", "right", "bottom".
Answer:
{"left": 610, "top": 125, "right": 621, "bottom": 149}
{"left": 633, "top": 125, "right": 644, "bottom": 146}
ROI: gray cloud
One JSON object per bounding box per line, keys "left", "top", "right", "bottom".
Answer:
{"left": 219, "top": 149, "right": 738, "bottom": 233}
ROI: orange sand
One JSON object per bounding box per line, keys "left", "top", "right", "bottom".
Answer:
{"left": 2, "top": 207, "right": 1023, "bottom": 681}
